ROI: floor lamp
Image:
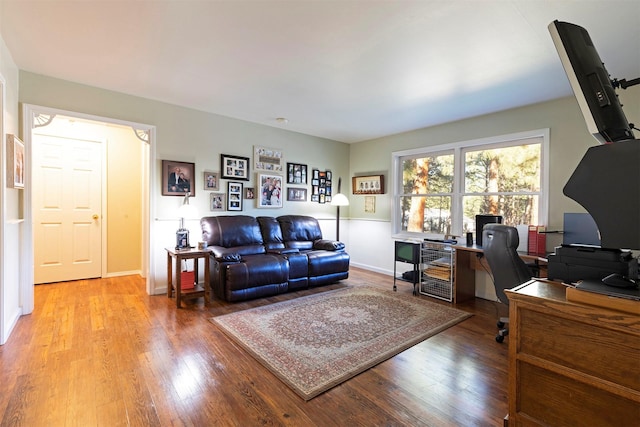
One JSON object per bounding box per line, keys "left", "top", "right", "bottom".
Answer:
{"left": 331, "top": 178, "right": 349, "bottom": 241}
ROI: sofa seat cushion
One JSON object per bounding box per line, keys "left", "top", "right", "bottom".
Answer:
{"left": 306, "top": 250, "right": 350, "bottom": 277}
{"left": 278, "top": 215, "right": 323, "bottom": 251}
{"left": 201, "top": 215, "right": 264, "bottom": 248}
{"left": 225, "top": 254, "right": 289, "bottom": 291}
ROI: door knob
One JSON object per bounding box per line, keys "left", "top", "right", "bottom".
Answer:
{"left": 92, "top": 214, "right": 99, "bottom": 220}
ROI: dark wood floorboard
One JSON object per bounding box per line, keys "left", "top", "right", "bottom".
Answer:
{"left": 0, "top": 267, "right": 509, "bottom": 426}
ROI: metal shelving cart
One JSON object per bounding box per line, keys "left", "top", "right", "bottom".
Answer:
{"left": 394, "top": 239, "right": 455, "bottom": 301}
{"left": 420, "top": 240, "right": 455, "bottom": 301}
{"left": 393, "top": 240, "right": 422, "bottom": 295}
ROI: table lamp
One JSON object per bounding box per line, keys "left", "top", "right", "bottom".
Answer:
{"left": 176, "top": 192, "right": 198, "bottom": 250}
{"left": 330, "top": 178, "right": 349, "bottom": 241}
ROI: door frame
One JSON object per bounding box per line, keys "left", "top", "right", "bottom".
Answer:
{"left": 21, "top": 104, "right": 156, "bottom": 313}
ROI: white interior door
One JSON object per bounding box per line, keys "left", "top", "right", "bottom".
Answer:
{"left": 33, "top": 133, "right": 103, "bottom": 284}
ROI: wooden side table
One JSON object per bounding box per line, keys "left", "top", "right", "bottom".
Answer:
{"left": 165, "top": 247, "right": 211, "bottom": 308}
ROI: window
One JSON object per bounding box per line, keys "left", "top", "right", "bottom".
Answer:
{"left": 392, "top": 130, "right": 549, "bottom": 239}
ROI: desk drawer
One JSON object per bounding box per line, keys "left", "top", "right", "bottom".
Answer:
{"left": 516, "top": 361, "right": 640, "bottom": 426}
{"left": 517, "top": 307, "right": 639, "bottom": 391}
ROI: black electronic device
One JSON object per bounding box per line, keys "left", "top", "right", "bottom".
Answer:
{"left": 576, "top": 279, "right": 640, "bottom": 301}
{"left": 563, "top": 213, "right": 600, "bottom": 246}
{"left": 547, "top": 244, "right": 638, "bottom": 284}
{"left": 548, "top": 20, "right": 637, "bottom": 143}
{"left": 475, "top": 214, "right": 502, "bottom": 247}
{"left": 394, "top": 240, "right": 421, "bottom": 264}
{"left": 602, "top": 273, "right": 638, "bottom": 289}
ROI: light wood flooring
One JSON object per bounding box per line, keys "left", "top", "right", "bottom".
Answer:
{"left": 0, "top": 267, "right": 509, "bottom": 426}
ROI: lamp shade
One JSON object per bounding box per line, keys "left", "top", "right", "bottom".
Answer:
{"left": 178, "top": 203, "right": 198, "bottom": 219}
{"left": 331, "top": 193, "right": 349, "bottom": 206}
{"left": 177, "top": 192, "right": 198, "bottom": 219}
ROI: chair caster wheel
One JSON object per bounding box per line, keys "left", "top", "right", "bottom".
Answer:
{"left": 496, "top": 334, "right": 505, "bottom": 343}
{"left": 497, "top": 321, "right": 505, "bottom": 328}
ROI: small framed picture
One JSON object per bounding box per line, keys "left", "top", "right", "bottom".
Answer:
{"left": 162, "top": 160, "right": 195, "bottom": 196}
{"left": 203, "top": 171, "right": 219, "bottom": 190}
{"left": 352, "top": 175, "right": 385, "bottom": 194}
{"left": 365, "top": 195, "right": 376, "bottom": 213}
{"left": 7, "top": 134, "right": 25, "bottom": 189}
{"left": 257, "top": 173, "right": 283, "bottom": 208}
{"left": 287, "top": 187, "right": 307, "bottom": 201}
{"left": 286, "top": 162, "right": 308, "bottom": 184}
{"left": 220, "top": 154, "right": 250, "bottom": 181}
{"left": 245, "top": 187, "right": 255, "bottom": 199}
{"left": 227, "top": 181, "right": 243, "bottom": 211}
{"left": 210, "top": 193, "right": 226, "bottom": 211}
{"left": 176, "top": 229, "right": 190, "bottom": 250}
{"left": 254, "top": 145, "right": 284, "bottom": 172}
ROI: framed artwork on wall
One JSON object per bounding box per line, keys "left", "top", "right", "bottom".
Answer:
{"left": 311, "top": 169, "right": 331, "bottom": 204}
{"left": 287, "top": 187, "right": 307, "bottom": 201}
{"left": 257, "top": 173, "right": 283, "bottom": 208}
{"left": 286, "top": 162, "right": 308, "bottom": 184}
{"left": 210, "top": 193, "right": 226, "bottom": 211}
{"left": 254, "top": 146, "right": 284, "bottom": 173}
{"left": 162, "top": 160, "right": 195, "bottom": 196}
{"left": 365, "top": 196, "right": 376, "bottom": 213}
{"left": 245, "top": 187, "right": 255, "bottom": 199}
{"left": 352, "top": 174, "right": 384, "bottom": 194}
{"left": 227, "top": 181, "right": 243, "bottom": 211}
{"left": 7, "top": 134, "right": 25, "bottom": 189}
{"left": 203, "top": 171, "right": 219, "bottom": 190}
{"left": 220, "top": 154, "right": 250, "bottom": 181}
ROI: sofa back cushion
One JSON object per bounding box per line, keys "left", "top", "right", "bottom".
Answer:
{"left": 277, "top": 215, "right": 323, "bottom": 250}
{"left": 257, "top": 216, "right": 285, "bottom": 250}
{"left": 201, "top": 215, "right": 265, "bottom": 251}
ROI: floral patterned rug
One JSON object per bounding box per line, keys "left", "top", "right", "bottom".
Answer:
{"left": 211, "top": 286, "right": 472, "bottom": 400}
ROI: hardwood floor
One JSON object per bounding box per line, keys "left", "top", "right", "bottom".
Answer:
{"left": 0, "top": 268, "right": 509, "bottom": 426}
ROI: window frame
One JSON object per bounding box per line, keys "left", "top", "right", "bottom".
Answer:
{"left": 391, "top": 129, "right": 549, "bottom": 240}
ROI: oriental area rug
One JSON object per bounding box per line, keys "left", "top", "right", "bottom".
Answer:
{"left": 211, "top": 286, "right": 472, "bottom": 400}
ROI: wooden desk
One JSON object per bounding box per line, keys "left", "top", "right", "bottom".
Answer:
{"left": 166, "top": 247, "right": 211, "bottom": 308}
{"left": 505, "top": 279, "right": 640, "bottom": 426}
{"left": 452, "top": 244, "right": 546, "bottom": 303}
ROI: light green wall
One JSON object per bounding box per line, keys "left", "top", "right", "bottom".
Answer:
{"left": 18, "top": 71, "right": 351, "bottom": 221}
{"left": 1, "top": 30, "right": 22, "bottom": 341}
{"left": 349, "top": 86, "right": 640, "bottom": 234}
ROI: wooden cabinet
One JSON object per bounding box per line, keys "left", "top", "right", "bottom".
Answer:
{"left": 505, "top": 280, "right": 640, "bottom": 426}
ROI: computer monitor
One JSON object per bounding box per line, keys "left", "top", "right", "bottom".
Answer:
{"left": 563, "top": 213, "right": 600, "bottom": 246}
{"left": 548, "top": 20, "right": 636, "bottom": 143}
{"left": 475, "top": 214, "right": 502, "bottom": 247}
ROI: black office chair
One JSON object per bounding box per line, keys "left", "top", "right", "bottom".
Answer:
{"left": 482, "top": 224, "right": 534, "bottom": 343}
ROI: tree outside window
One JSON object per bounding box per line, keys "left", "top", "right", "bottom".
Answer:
{"left": 395, "top": 133, "right": 545, "bottom": 238}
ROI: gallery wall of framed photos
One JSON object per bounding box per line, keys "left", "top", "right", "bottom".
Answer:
{"left": 311, "top": 169, "right": 331, "bottom": 204}
{"left": 164, "top": 146, "right": 339, "bottom": 213}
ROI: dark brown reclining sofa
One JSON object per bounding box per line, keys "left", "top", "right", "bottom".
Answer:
{"left": 200, "top": 215, "right": 350, "bottom": 302}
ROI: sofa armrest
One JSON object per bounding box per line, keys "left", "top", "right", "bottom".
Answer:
{"left": 210, "top": 246, "right": 242, "bottom": 262}
{"left": 313, "top": 239, "right": 345, "bottom": 251}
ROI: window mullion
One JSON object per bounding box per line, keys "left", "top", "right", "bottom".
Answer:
{"left": 451, "top": 146, "right": 463, "bottom": 237}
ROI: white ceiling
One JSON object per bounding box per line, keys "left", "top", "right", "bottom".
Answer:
{"left": 1, "top": 1, "right": 638, "bottom": 143}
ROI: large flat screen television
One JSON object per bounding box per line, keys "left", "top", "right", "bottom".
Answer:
{"left": 548, "top": 20, "right": 636, "bottom": 143}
